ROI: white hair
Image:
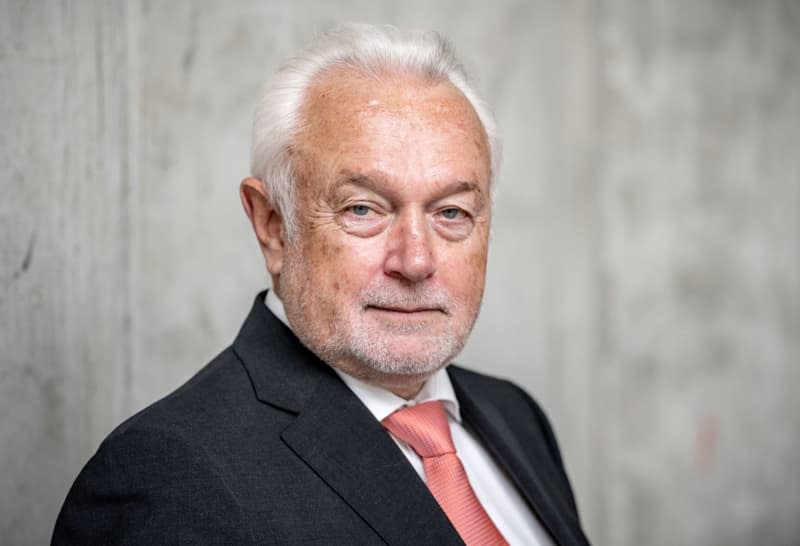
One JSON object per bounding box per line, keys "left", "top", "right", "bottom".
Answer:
{"left": 250, "top": 23, "right": 500, "bottom": 238}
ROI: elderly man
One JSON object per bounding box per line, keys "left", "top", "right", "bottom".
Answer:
{"left": 53, "top": 24, "right": 589, "bottom": 546}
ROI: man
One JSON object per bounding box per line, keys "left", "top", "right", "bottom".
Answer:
{"left": 53, "top": 24, "right": 590, "bottom": 545}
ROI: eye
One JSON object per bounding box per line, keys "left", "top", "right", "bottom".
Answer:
{"left": 350, "top": 204, "right": 372, "bottom": 216}
{"left": 338, "top": 201, "right": 389, "bottom": 238}
{"left": 439, "top": 207, "right": 465, "bottom": 220}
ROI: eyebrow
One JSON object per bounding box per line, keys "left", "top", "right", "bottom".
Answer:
{"left": 332, "top": 172, "right": 485, "bottom": 204}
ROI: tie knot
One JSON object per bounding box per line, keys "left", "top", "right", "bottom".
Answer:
{"left": 382, "top": 400, "right": 455, "bottom": 458}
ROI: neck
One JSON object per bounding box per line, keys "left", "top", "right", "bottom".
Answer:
{"left": 331, "top": 361, "right": 435, "bottom": 400}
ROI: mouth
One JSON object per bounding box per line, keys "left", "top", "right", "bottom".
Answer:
{"left": 365, "top": 305, "right": 446, "bottom": 315}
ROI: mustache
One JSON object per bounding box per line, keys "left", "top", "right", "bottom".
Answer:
{"left": 360, "top": 286, "right": 453, "bottom": 314}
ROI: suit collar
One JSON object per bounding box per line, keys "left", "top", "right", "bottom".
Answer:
{"left": 232, "top": 292, "right": 464, "bottom": 545}
{"left": 232, "top": 291, "right": 328, "bottom": 413}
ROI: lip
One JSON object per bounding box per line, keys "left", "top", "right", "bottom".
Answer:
{"left": 366, "top": 306, "right": 443, "bottom": 314}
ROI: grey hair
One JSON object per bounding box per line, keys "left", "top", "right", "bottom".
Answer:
{"left": 250, "top": 23, "right": 500, "bottom": 239}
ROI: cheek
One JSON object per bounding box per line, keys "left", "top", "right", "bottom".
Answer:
{"left": 301, "top": 224, "right": 345, "bottom": 271}
{"left": 462, "top": 230, "right": 489, "bottom": 269}
{"left": 467, "top": 246, "right": 488, "bottom": 278}
{"left": 305, "top": 232, "right": 386, "bottom": 292}
{"left": 439, "top": 243, "right": 488, "bottom": 295}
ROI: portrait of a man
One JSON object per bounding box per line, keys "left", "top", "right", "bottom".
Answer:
{"left": 51, "top": 24, "right": 589, "bottom": 545}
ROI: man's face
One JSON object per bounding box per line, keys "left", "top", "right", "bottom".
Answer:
{"left": 277, "top": 70, "right": 491, "bottom": 394}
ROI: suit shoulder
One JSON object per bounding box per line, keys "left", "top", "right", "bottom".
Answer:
{"left": 108, "top": 346, "right": 252, "bottom": 441}
{"left": 53, "top": 348, "right": 258, "bottom": 543}
{"left": 53, "top": 410, "right": 255, "bottom": 544}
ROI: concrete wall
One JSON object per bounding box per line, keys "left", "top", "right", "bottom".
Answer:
{"left": 1, "top": 1, "right": 798, "bottom": 544}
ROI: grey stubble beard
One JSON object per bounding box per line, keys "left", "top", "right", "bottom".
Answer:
{"left": 278, "top": 242, "right": 480, "bottom": 379}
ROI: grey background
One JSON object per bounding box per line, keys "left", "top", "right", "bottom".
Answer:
{"left": 1, "top": 1, "right": 798, "bottom": 544}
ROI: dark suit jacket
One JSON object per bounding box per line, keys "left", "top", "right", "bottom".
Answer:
{"left": 53, "top": 292, "right": 590, "bottom": 545}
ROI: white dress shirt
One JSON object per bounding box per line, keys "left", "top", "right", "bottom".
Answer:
{"left": 265, "top": 291, "right": 553, "bottom": 546}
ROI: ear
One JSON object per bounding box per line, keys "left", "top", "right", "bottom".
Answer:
{"left": 240, "top": 177, "right": 286, "bottom": 277}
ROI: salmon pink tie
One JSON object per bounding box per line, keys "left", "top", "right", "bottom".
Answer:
{"left": 382, "top": 401, "right": 508, "bottom": 546}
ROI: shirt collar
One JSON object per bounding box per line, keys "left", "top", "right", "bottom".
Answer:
{"left": 263, "top": 290, "right": 461, "bottom": 423}
{"left": 334, "top": 366, "right": 461, "bottom": 424}
{"left": 265, "top": 288, "right": 290, "bottom": 328}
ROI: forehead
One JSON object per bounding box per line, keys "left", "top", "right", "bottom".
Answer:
{"left": 295, "top": 68, "right": 490, "bottom": 189}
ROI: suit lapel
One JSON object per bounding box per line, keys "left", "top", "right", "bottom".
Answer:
{"left": 281, "top": 376, "right": 463, "bottom": 545}
{"left": 450, "top": 367, "right": 589, "bottom": 546}
{"left": 233, "top": 294, "right": 463, "bottom": 545}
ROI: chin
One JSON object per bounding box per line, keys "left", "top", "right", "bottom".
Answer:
{"left": 358, "top": 355, "right": 449, "bottom": 378}
{"left": 344, "top": 332, "right": 465, "bottom": 378}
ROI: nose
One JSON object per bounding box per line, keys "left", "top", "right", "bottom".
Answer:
{"left": 384, "top": 209, "right": 436, "bottom": 282}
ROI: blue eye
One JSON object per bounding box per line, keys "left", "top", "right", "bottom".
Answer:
{"left": 440, "top": 208, "right": 462, "bottom": 220}
{"left": 350, "top": 205, "right": 371, "bottom": 216}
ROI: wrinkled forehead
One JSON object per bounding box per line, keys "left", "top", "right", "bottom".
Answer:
{"left": 302, "top": 67, "right": 482, "bottom": 124}
{"left": 293, "top": 68, "right": 491, "bottom": 182}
